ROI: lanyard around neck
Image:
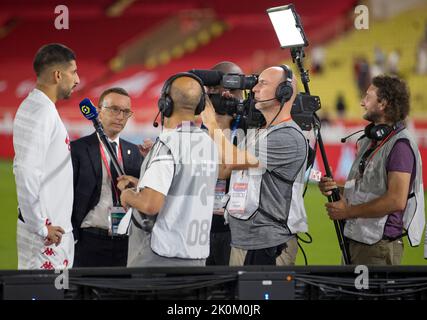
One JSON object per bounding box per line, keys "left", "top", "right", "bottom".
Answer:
{"left": 99, "top": 141, "right": 123, "bottom": 202}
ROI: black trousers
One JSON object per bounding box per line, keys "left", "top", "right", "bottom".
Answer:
{"left": 206, "top": 231, "right": 231, "bottom": 266}
{"left": 244, "top": 242, "right": 287, "bottom": 266}
{"left": 74, "top": 228, "right": 129, "bottom": 267}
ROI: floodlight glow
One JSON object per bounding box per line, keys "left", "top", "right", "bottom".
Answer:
{"left": 267, "top": 4, "right": 308, "bottom": 48}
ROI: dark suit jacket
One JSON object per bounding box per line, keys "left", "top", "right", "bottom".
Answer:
{"left": 71, "top": 132, "right": 143, "bottom": 240}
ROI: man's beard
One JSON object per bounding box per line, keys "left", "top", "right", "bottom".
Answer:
{"left": 58, "top": 86, "right": 73, "bottom": 100}
{"left": 363, "top": 109, "right": 382, "bottom": 123}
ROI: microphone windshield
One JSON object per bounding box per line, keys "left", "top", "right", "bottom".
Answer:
{"left": 189, "top": 69, "right": 224, "bottom": 86}
{"left": 79, "top": 98, "right": 98, "bottom": 121}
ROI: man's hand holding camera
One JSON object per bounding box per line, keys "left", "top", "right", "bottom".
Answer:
{"left": 201, "top": 95, "right": 218, "bottom": 130}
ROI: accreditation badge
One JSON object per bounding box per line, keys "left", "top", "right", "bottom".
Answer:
{"left": 213, "top": 179, "right": 227, "bottom": 215}
{"left": 309, "top": 169, "right": 322, "bottom": 182}
{"left": 227, "top": 173, "right": 249, "bottom": 219}
{"left": 110, "top": 206, "right": 126, "bottom": 236}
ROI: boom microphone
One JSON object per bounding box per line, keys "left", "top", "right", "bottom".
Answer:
{"left": 152, "top": 110, "right": 161, "bottom": 128}
{"left": 79, "top": 98, "right": 124, "bottom": 175}
{"left": 189, "top": 69, "right": 224, "bottom": 86}
{"left": 340, "top": 129, "right": 365, "bottom": 143}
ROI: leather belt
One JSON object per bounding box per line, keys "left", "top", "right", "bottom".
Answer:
{"left": 81, "top": 227, "right": 128, "bottom": 239}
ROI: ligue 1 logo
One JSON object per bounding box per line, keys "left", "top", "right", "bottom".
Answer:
{"left": 80, "top": 105, "right": 91, "bottom": 115}
{"left": 79, "top": 98, "right": 98, "bottom": 120}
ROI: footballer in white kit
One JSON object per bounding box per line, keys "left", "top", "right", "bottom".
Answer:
{"left": 13, "top": 43, "right": 79, "bottom": 269}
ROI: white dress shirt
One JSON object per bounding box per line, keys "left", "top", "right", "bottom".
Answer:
{"left": 80, "top": 135, "right": 121, "bottom": 230}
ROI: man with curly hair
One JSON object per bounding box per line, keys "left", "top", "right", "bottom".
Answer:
{"left": 319, "top": 75, "right": 425, "bottom": 265}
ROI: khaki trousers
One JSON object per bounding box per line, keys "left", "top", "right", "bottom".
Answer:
{"left": 349, "top": 239, "right": 403, "bottom": 265}
{"left": 229, "top": 237, "right": 299, "bottom": 266}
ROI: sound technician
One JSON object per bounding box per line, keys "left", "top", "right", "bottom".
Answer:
{"left": 319, "top": 75, "right": 425, "bottom": 265}
{"left": 118, "top": 73, "right": 219, "bottom": 267}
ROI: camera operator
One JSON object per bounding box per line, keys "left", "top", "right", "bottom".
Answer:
{"left": 319, "top": 75, "right": 425, "bottom": 265}
{"left": 202, "top": 65, "right": 309, "bottom": 266}
{"left": 205, "top": 61, "right": 244, "bottom": 266}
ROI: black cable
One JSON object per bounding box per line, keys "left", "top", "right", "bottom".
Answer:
{"left": 297, "top": 232, "right": 312, "bottom": 244}
{"left": 265, "top": 100, "right": 285, "bottom": 129}
{"left": 297, "top": 239, "right": 308, "bottom": 266}
{"left": 295, "top": 233, "right": 313, "bottom": 266}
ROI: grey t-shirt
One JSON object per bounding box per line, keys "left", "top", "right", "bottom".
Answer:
{"left": 229, "top": 121, "right": 307, "bottom": 250}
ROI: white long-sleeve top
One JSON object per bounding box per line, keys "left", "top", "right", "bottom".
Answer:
{"left": 13, "top": 89, "right": 73, "bottom": 238}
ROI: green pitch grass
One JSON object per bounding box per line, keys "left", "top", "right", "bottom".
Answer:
{"left": 0, "top": 160, "right": 425, "bottom": 269}
{"left": 0, "top": 160, "right": 18, "bottom": 269}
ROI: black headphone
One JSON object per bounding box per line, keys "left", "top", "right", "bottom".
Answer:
{"left": 364, "top": 122, "right": 400, "bottom": 141}
{"left": 358, "top": 122, "right": 402, "bottom": 175}
{"left": 158, "top": 72, "right": 206, "bottom": 118}
{"left": 275, "top": 65, "right": 294, "bottom": 104}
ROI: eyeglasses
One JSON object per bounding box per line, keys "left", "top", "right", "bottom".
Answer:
{"left": 103, "top": 106, "right": 133, "bottom": 118}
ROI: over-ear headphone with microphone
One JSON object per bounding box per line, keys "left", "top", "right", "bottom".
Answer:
{"left": 357, "top": 122, "right": 402, "bottom": 175}
{"left": 275, "top": 65, "right": 294, "bottom": 105}
{"left": 158, "top": 72, "right": 206, "bottom": 118}
{"left": 364, "top": 122, "right": 399, "bottom": 141}
{"left": 341, "top": 122, "right": 402, "bottom": 143}
{"left": 258, "top": 65, "right": 295, "bottom": 129}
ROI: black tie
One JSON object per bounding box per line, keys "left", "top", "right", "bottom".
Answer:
{"left": 110, "top": 141, "right": 120, "bottom": 205}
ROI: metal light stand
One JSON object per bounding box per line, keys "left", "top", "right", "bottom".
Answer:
{"left": 291, "top": 47, "right": 351, "bottom": 265}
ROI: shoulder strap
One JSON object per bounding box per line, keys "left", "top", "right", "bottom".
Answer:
{"left": 267, "top": 125, "right": 308, "bottom": 183}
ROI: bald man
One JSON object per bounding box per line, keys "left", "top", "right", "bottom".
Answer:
{"left": 118, "top": 73, "right": 219, "bottom": 267}
{"left": 202, "top": 65, "right": 309, "bottom": 266}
